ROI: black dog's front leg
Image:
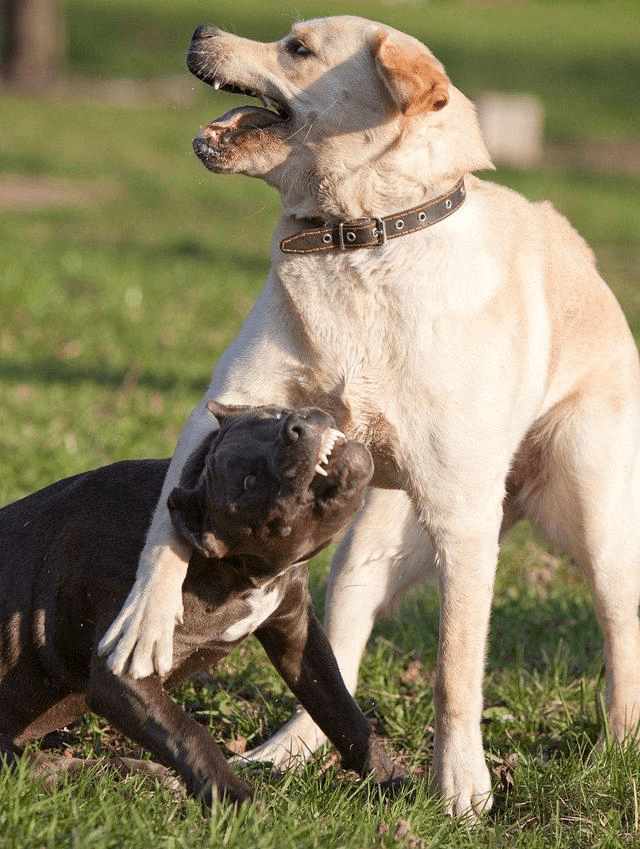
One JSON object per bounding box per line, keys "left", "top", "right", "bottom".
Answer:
{"left": 86, "top": 658, "right": 251, "bottom": 807}
{"left": 255, "top": 597, "right": 406, "bottom": 788}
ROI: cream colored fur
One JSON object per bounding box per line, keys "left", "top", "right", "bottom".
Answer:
{"left": 98, "top": 16, "right": 640, "bottom": 818}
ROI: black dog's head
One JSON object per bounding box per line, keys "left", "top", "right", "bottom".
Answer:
{"left": 167, "top": 402, "right": 373, "bottom": 572}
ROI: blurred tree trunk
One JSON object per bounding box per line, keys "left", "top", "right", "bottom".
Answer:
{"left": 2, "top": 0, "right": 65, "bottom": 89}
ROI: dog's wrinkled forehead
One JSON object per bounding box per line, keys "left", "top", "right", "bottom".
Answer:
{"left": 288, "top": 15, "right": 442, "bottom": 66}
{"left": 212, "top": 407, "right": 285, "bottom": 456}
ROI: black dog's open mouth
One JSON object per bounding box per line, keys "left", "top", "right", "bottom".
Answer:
{"left": 310, "top": 427, "right": 373, "bottom": 493}
{"left": 313, "top": 427, "right": 345, "bottom": 478}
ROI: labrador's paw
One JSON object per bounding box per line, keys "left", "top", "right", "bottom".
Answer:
{"left": 98, "top": 571, "right": 184, "bottom": 678}
{"left": 234, "top": 708, "right": 326, "bottom": 767}
{"left": 434, "top": 738, "right": 493, "bottom": 820}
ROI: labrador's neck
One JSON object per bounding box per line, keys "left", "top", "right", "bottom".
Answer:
{"left": 273, "top": 87, "right": 491, "bottom": 222}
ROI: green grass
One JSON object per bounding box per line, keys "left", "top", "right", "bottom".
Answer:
{"left": 2, "top": 1, "right": 640, "bottom": 846}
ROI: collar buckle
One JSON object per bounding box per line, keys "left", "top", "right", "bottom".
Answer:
{"left": 372, "top": 218, "right": 387, "bottom": 246}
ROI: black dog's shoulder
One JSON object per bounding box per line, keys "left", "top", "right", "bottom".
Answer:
{"left": 1, "top": 458, "right": 169, "bottom": 520}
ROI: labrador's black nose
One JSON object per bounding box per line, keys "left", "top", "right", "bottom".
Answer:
{"left": 192, "top": 24, "right": 219, "bottom": 42}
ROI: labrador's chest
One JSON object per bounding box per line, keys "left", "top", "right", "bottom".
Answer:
{"left": 277, "top": 253, "right": 425, "bottom": 486}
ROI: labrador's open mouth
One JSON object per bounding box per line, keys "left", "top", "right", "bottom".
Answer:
{"left": 187, "top": 48, "right": 290, "bottom": 145}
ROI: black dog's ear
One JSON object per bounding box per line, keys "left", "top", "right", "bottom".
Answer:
{"left": 206, "top": 399, "right": 254, "bottom": 422}
{"left": 179, "top": 429, "right": 219, "bottom": 491}
{"left": 167, "top": 485, "right": 229, "bottom": 559}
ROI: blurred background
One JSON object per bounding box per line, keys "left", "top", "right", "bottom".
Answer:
{"left": 1, "top": 0, "right": 638, "bottom": 504}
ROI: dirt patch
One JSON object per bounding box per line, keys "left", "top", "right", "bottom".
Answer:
{"left": 0, "top": 74, "right": 199, "bottom": 107}
{"left": 0, "top": 174, "right": 116, "bottom": 209}
{"left": 545, "top": 139, "right": 640, "bottom": 176}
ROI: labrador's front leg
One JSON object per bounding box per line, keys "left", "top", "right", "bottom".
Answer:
{"left": 98, "top": 401, "right": 220, "bottom": 678}
{"left": 431, "top": 516, "right": 501, "bottom": 819}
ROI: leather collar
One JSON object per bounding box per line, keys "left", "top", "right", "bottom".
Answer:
{"left": 280, "top": 178, "right": 466, "bottom": 255}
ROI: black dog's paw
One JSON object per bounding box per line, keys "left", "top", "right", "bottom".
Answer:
{"left": 378, "top": 771, "right": 408, "bottom": 797}
{"left": 0, "top": 735, "right": 24, "bottom": 770}
{"left": 197, "top": 775, "right": 253, "bottom": 810}
{"left": 366, "top": 738, "right": 408, "bottom": 793}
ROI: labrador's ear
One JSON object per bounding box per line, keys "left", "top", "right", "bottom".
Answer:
{"left": 373, "top": 31, "right": 449, "bottom": 117}
{"left": 205, "top": 399, "right": 254, "bottom": 423}
{"left": 167, "top": 485, "right": 229, "bottom": 559}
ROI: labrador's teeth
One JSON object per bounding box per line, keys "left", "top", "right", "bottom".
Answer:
{"left": 315, "top": 463, "right": 329, "bottom": 477}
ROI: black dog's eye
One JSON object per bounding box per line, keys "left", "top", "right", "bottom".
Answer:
{"left": 286, "top": 39, "right": 312, "bottom": 58}
{"left": 243, "top": 474, "right": 257, "bottom": 491}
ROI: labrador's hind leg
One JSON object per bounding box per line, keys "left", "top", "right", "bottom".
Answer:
{"left": 517, "top": 395, "right": 640, "bottom": 744}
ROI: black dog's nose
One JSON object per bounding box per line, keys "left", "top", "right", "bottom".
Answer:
{"left": 284, "top": 416, "right": 305, "bottom": 443}
{"left": 192, "top": 24, "right": 219, "bottom": 41}
{"left": 283, "top": 413, "right": 318, "bottom": 444}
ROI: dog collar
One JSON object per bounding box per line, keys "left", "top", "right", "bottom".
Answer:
{"left": 280, "top": 178, "right": 465, "bottom": 255}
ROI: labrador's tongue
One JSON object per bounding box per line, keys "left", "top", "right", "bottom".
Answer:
{"left": 202, "top": 105, "right": 280, "bottom": 140}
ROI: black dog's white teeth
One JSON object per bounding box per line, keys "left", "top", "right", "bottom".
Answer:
{"left": 314, "top": 427, "right": 345, "bottom": 477}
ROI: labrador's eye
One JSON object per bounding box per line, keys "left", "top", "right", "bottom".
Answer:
{"left": 287, "top": 39, "right": 312, "bottom": 57}
{"left": 243, "top": 474, "right": 257, "bottom": 491}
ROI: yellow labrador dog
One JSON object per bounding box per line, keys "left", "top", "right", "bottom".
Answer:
{"left": 99, "top": 16, "right": 640, "bottom": 817}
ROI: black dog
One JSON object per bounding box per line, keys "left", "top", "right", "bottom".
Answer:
{"left": 0, "top": 403, "right": 404, "bottom": 805}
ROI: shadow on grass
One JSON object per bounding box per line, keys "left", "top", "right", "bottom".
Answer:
{"left": 488, "top": 591, "right": 602, "bottom": 675}
{"left": 0, "top": 355, "right": 210, "bottom": 395}
{"left": 368, "top": 577, "right": 602, "bottom": 680}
